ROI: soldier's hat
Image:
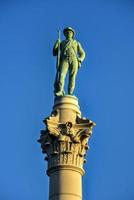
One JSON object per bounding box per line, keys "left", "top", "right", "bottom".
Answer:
{"left": 63, "top": 27, "right": 75, "bottom": 37}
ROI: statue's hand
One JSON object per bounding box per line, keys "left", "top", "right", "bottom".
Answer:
{"left": 54, "top": 39, "right": 61, "bottom": 49}
{"left": 56, "top": 39, "right": 61, "bottom": 45}
{"left": 77, "top": 57, "right": 82, "bottom": 63}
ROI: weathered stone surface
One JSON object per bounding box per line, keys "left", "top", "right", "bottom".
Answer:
{"left": 38, "top": 95, "right": 95, "bottom": 200}
{"left": 38, "top": 96, "right": 95, "bottom": 173}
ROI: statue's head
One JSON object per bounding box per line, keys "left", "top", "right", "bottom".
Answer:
{"left": 63, "top": 27, "right": 75, "bottom": 39}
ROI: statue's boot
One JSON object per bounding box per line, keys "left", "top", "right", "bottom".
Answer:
{"left": 68, "top": 87, "right": 74, "bottom": 95}
{"left": 55, "top": 90, "right": 64, "bottom": 96}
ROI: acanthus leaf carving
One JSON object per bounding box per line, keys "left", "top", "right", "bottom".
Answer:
{"left": 38, "top": 109, "right": 96, "bottom": 170}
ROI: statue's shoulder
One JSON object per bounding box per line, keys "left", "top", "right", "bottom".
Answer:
{"left": 60, "top": 40, "right": 67, "bottom": 49}
{"left": 61, "top": 40, "right": 66, "bottom": 45}
{"left": 72, "top": 39, "right": 78, "bottom": 44}
{"left": 75, "top": 40, "right": 83, "bottom": 49}
{"left": 72, "top": 39, "right": 79, "bottom": 46}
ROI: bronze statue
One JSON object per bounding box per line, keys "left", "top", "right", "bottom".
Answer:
{"left": 53, "top": 27, "right": 85, "bottom": 96}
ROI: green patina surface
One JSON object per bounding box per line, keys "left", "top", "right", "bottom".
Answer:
{"left": 53, "top": 27, "right": 85, "bottom": 96}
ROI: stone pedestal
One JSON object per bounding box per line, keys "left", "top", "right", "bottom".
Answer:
{"left": 38, "top": 95, "right": 95, "bottom": 200}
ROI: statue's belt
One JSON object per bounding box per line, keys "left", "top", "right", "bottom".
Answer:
{"left": 61, "top": 47, "right": 78, "bottom": 58}
{"left": 62, "top": 51, "right": 76, "bottom": 57}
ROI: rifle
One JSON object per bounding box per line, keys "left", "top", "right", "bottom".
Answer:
{"left": 54, "top": 30, "right": 61, "bottom": 93}
{"left": 56, "top": 30, "right": 60, "bottom": 70}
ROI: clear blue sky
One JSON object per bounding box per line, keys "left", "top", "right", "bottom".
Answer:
{"left": 0, "top": 0, "right": 134, "bottom": 200}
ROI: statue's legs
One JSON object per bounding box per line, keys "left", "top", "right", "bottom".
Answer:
{"left": 56, "top": 59, "right": 69, "bottom": 95}
{"left": 68, "top": 57, "right": 78, "bottom": 95}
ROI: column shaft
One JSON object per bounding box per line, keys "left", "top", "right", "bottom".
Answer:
{"left": 49, "top": 168, "right": 82, "bottom": 200}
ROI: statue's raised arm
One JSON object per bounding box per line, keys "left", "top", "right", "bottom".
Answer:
{"left": 53, "top": 27, "right": 85, "bottom": 97}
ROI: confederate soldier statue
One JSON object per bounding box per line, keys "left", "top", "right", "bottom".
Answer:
{"left": 53, "top": 27, "right": 85, "bottom": 96}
